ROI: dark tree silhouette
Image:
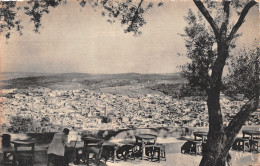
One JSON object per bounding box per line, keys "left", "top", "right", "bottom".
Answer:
{"left": 0, "top": 0, "right": 163, "bottom": 38}
{"left": 181, "top": 1, "right": 259, "bottom": 165}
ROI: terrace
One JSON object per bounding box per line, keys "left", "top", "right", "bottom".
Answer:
{"left": 0, "top": 127, "right": 258, "bottom": 166}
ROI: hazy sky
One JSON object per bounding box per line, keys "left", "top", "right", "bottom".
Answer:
{"left": 1, "top": 0, "right": 258, "bottom": 74}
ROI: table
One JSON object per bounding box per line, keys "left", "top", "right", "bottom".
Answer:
{"left": 101, "top": 140, "right": 136, "bottom": 162}
{"left": 135, "top": 134, "right": 157, "bottom": 160}
{"left": 1, "top": 143, "right": 48, "bottom": 165}
{"left": 11, "top": 140, "right": 36, "bottom": 166}
{"left": 81, "top": 137, "right": 137, "bottom": 162}
{"left": 81, "top": 136, "right": 103, "bottom": 145}
{"left": 81, "top": 136, "right": 104, "bottom": 165}
{"left": 242, "top": 130, "right": 260, "bottom": 140}
{"left": 193, "top": 132, "right": 208, "bottom": 143}
{"left": 11, "top": 140, "right": 35, "bottom": 146}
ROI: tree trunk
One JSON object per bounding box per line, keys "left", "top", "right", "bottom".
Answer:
{"left": 199, "top": 42, "right": 259, "bottom": 166}
{"left": 192, "top": 1, "right": 259, "bottom": 166}
{"left": 199, "top": 90, "right": 228, "bottom": 166}
{"left": 200, "top": 43, "right": 230, "bottom": 166}
{"left": 200, "top": 95, "right": 259, "bottom": 166}
{"left": 199, "top": 132, "right": 233, "bottom": 166}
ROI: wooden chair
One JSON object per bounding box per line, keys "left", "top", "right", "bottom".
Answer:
{"left": 189, "top": 140, "right": 202, "bottom": 155}
{"left": 181, "top": 140, "right": 202, "bottom": 155}
{"left": 232, "top": 137, "right": 250, "bottom": 152}
{"left": 151, "top": 144, "right": 166, "bottom": 162}
{"left": 134, "top": 134, "right": 157, "bottom": 160}
{"left": 1, "top": 148, "right": 14, "bottom": 166}
{"left": 250, "top": 138, "right": 260, "bottom": 153}
{"left": 84, "top": 139, "right": 103, "bottom": 166}
{"left": 12, "top": 141, "right": 35, "bottom": 166}
{"left": 115, "top": 144, "right": 135, "bottom": 161}
{"left": 101, "top": 144, "right": 115, "bottom": 163}
{"left": 1, "top": 134, "right": 13, "bottom": 166}
{"left": 181, "top": 141, "right": 192, "bottom": 154}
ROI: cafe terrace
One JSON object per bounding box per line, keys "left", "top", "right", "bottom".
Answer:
{"left": 0, "top": 127, "right": 259, "bottom": 166}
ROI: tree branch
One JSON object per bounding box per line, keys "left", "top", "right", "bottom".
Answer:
{"left": 220, "top": 1, "right": 231, "bottom": 35}
{"left": 193, "top": 0, "right": 219, "bottom": 38}
{"left": 127, "top": 0, "right": 144, "bottom": 32}
{"left": 227, "top": 0, "right": 257, "bottom": 42}
{"left": 225, "top": 92, "right": 259, "bottom": 137}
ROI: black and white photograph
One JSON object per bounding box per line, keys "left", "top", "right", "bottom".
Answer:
{"left": 0, "top": 0, "right": 259, "bottom": 166}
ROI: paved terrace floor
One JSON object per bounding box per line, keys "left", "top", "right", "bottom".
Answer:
{"left": 32, "top": 152, "right": 259, "bottom": 166}
{"left": 30, "top": 142, "right": 258, "bottom": 166}
{"left": 1, "top": 133, "right": 259, "bottom": 166}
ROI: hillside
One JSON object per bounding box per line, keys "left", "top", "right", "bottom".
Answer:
{"left": 1, "top": 72, "right": 186, "bottom": 96}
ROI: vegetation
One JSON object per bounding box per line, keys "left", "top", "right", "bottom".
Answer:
{"left": 9, "top": 116, "right": 35, "bottom": 133}
{"left": 223, "top": 46, "right": 259, "bottom": 100}
{"left": 150, "top": 83, "right": 183, "bottom": 97}
{"left": 0, "top": 0, "right": 163, "bottom": 39}
{"left": 180, "top": 1, "right": 258, "bottom": 165}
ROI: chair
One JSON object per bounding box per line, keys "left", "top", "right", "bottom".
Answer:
{"left": 102, "top": 144, "right": 115, "bottom": 163}
{"left": 1, "top": 134, "right": 13, "bottom": 166}
{"left": 181, "top": 141, "right": 192, "bottom": 154}
{"left": 12, "top": 141, "right": 35, "bottom": 166}
{"left": 181, "top": 140, "right": 202, "bottom": 155}
{"left": 1, "top": 148, "right": 14, "bottom": 166}
{"left": 115, "top": 144, "right": 135, "bottom": 161}
{"left": 232, "top": 137, "right": 250, "bottom": 152}
{"left": 250, "top": 138, "right": 259, "bottom": 153}
{"left": 134, "top": 141, "right": 155, "bottom": 160}
{"left": 189, "top": 140, "right": 202, "bottom": 155}
{"left": 84, "top": 139, "right": 103, "bottom": 166}
{"left": 151, "top": 144, "right": 166, "bottom": 162}
{"left": 134, "top": 134, "right": 157, "bottom": 160}
{"left": 134, "top": 142, "right": 142, "bottom": 158}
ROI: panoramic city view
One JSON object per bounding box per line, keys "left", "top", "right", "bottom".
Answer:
{"left": 0, "top": 0, "right": 259, "bottom": 166}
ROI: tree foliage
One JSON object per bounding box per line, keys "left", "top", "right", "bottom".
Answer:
{"left": 180, "top": 1, "right": 258, "bottom": 99}
{"left": 0, "top": 1, "right": 23, "bottom": 38}
{"left": 9, "top": 116, "right": 34, "bottom": 133}
{"left": 224, "top": 46, "right": 259, "bottom": 100}
{"left": 0, "top": 0, "right": 163, "bottom": 38}
{"left": 180, "top": 9, "right": 216, "bottom": 95}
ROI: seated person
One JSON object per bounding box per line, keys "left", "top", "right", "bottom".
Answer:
{"left": 47, "top": 128, "right": 72, "bottom": 166}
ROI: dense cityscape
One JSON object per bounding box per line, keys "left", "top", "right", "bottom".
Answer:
{"left": 1, "top": 87, "right": 258, "bottom": 133}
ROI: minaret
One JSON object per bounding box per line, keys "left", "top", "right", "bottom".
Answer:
{"left": 105, "top": 104, "right": 107, "bottom": 117}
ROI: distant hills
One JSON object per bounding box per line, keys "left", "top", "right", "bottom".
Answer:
{"left": 0, "top": 72, "right": 185, "bottom": 96}
{"left": 0, "top": 72, "right": 181, "bottom": 80}
{"left": 0, "top": 72, "right": 54, "bottom": 81}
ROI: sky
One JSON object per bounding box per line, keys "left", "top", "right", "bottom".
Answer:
{"left": 0, "top": 0, "right": 258, "bottom": 74}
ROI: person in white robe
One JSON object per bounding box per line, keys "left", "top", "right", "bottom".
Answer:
{"left": 47, "top": 128, "right": 71, "bottom": 166}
